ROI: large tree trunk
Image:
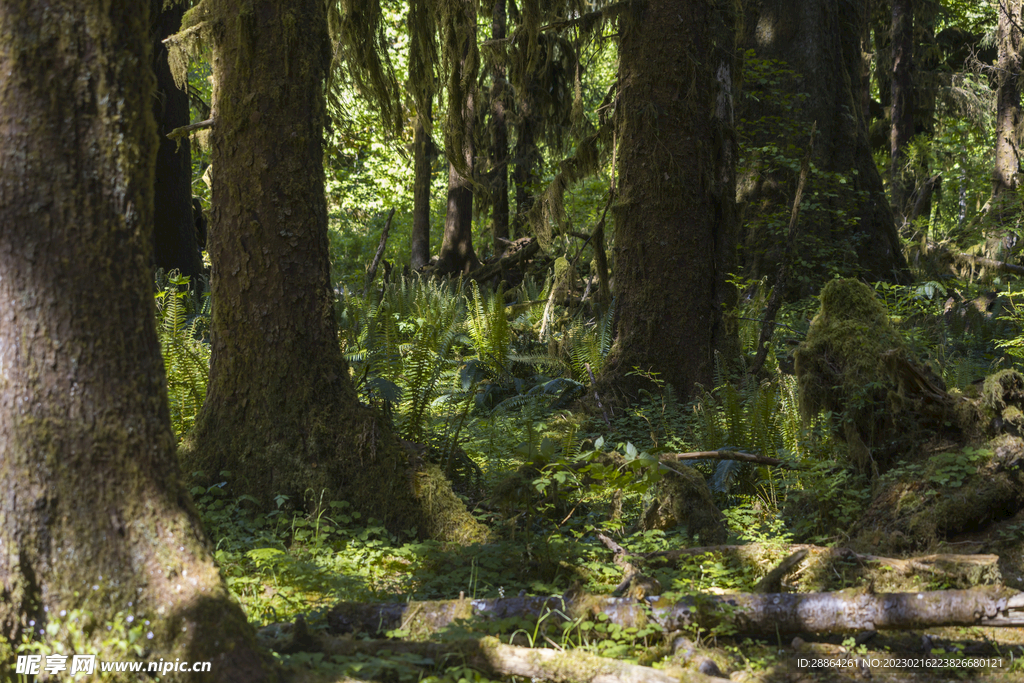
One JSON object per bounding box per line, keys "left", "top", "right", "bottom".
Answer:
{"left": 177, "top": 0, "right": 486, "bottom": 542}
{"left": 437, "top": 0, "right": 482, "bottom": 274}
{"left": 410, "top": 107, "right": 434, "bottom": 271}
{"left": 0, "top": 1, "right": 270, "bottom": 675}
{"left": 601, "top": 0, "right": 738, "bottom": 398}
{"left": 151, "top": 0, "right": 204, "bottom": 285}
{"left": 890, "top": 0, "right": 915, "bottom": 218}
{"left": 994, "top": 0, "right": 1023, "bottom": 200}
{"left": 737, "top": 0, "right": 908, "bottom": 297}
{"left": 512, "top": 94, "right": 540, "bottom": 239}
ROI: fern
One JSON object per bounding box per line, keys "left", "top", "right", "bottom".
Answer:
{"left": 154, "top": 272, "right": 210, "bottom": 439}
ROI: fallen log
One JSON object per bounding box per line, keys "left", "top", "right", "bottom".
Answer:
{"left": 313, "top": 635, "right": 729, "bottom": 683}
{"left": 640, "top": 544, "right": 1000, "bottom": 590}
{"left": 662, "top": 449, "right": 798, "bottom": 468}
{"left": 954, "top": 252, "right": 1024, "bottom": 276}
{"left": 467, "top": 237, "right": 540, "bottom": 282}
{"left": 328, "top": 586, "right": 1024, "bottom": 638}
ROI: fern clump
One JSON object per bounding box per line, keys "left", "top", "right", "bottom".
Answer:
{"left": 154, "top": 271, "right": 211, "bottom": 439}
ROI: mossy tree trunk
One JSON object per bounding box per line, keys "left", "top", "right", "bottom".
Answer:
{"left": 737, "top": 0, "right": 908, "bottom": 296}
{"left": 437, "top": 0, "right": 482, "bottom": 274}
{"left": 411, "top": 107, "right": 434, "bottom": 271}
{"left": 512, "top": 88, "right": 540, "bottom": 240}
{"left": 994, "top": 0, "right": 1022, "bottom": 200}
{"left": 0, "top": 1, "right": 271, "bottom": 677}
{"left": 408, "top": 0, "right": 437, "bottom": 272}
{"left": 601, "top": 0, "right": 739, "bottom": 398}
{"left": 152, "top": 0, "right": 204, "bottom": 285}
{"left": 890, "top": 0, "right": 915, "bottom": 218}
{"left": 178, "top": 0, "right": 484, "bottom": 540}
{"left": 489, "top": 0, "right": 511, "bottom": 254}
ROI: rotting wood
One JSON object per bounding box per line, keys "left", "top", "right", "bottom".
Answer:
{"left": 327, "top": 586, "right": 1024, "bottom": 638}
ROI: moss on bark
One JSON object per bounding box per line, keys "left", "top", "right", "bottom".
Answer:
{"left": 0, "top": 1, "right": 273, "bottom": 678}
{"left": 178, "top": 0, "right": 486, "bottom": 543}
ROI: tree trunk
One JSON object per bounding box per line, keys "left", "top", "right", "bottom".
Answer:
{"left": 0, "top": 1, "right": 270, "bottom": 675}
{"left": 152, "top": 0, "right": 204, "bottom": 285}
{"left": 601, "top": 0, "right": 738, "bottom": 398}
{"left": 437, "top": 0, "right": 482, "bottom": 274}
{"left": 177, "top": 0, "right": 487, "bottom": 542}
{"left": 410, "top": 107, "right": 434, "bottom": 271}
{"left": 890, "top": 0, "right": 915, "bottom": 217}
{"left": 327, "top": 587, "right": 1024, "bottom": 638}
{"left": 994, "top": 0, "right": 1023, "bottom": 200}
{"left": 513, "top": 96, "right": 540, "bottom": 239}
{"left": 489, "top": 0, "right": 511, "bottom": 254}
{"left": 737, "top": 0, "right": 908, "bottom": 297}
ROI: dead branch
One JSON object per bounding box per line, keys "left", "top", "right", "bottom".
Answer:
{"left": 662, "top": 449, "right": 798, "bottom": 468}
{"left": 167, "top": 118, "right": 214, "bottom": 141}
{"left": 751, "top": 123, "right": 816, "bottom": 376}
{"left": 365, "top": 208, "right": 396, "bottom": 287}
{"left": 467, "top": 237, "right": 540, "bottom": 282}
{"left": 754, "top": 549, "right": 808, "bottom": 593}
{"left": 954, "top": 252, "right": 1024, "bottom": 276}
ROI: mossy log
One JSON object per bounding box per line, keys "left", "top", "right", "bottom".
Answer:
{"left": 327, "top": 586, "right": 1024, "bottom": 638}
{"left": 309, "top": 636, "right": 728, "bottom": 683}
{"left": 641, "top": 543, "right": 1001, "bottom": 592}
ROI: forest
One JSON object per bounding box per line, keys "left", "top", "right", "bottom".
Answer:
{"left": 4, "top": 0, "right": 1024, "bottom": 681}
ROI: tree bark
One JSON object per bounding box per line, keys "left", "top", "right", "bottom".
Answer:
{"left": 177, "top": 0, "right": 487, "bottom": 542}
{"left": 601, "top": 0, "right": 738, "bottom": 398}
{"left": 513, "top": 91, "right": 540, "bottom": 239}
{"left": 489, "top": 0, "right": 511, "bottom": 254}
{"left": 437, "top": 0, "right": 482, "bottom": 274}
{"left": 737, "top": 0, "right": 908, "bottom": 298}
{"left": 151, "top": 0, "right": 204, "bottom": 285}
{"left": 994, "top": 0, "right": 1023, "bottom": 200}
{"left": 410, "top": 108, "right": 434, "bottom": 271}
{"left": 328, "top": 587, "right": 1024, "bottom": 638}
{"left": 890, "top": 0, "right": 915, "bottom": 217}
{"left": 0, "top": 1, "right": 271, "bottom": 676}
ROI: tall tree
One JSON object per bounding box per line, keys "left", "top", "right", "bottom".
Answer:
{"left": 0, "top": 0, "right": 270, "bottom": 675}
{"left": 488, "top": 0, "right": 512, "bottom": 254}
{"left": 737, "top": 0, "right": 908, "bottom": 296}
{"left": 601, "top": 0, "right": 739, "bottom": 398}
{"left": 437, "top": 0, "right": 482, "bottom": 274}
{"left": 890, "top": 0, "right": 915, "bottom": 217}
{"left": 152, "top": 0, "right": 205, "bottom": 284}
{"left": 408, "top": 0, "right": 438, "bottom": 271}
{"left": 994, "top": 0, "right": 1023, "bottom": 200}
{"left": 172, "top": 0, "right": 485, "bottom": 540}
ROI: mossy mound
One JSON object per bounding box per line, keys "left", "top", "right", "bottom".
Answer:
{"left": 794, "top": 278, "right": 957, "bottom": 474}
{"left": 641, "top": 462, "right": 727, "bottom": 545}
